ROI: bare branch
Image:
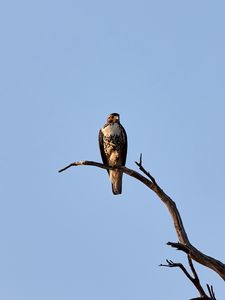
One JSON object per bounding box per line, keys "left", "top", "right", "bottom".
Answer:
{"left": 166, "top": 242, "right": 190, "bottom": 254}
{"left": 58, "top": 159, "right": 225, "bottom": 282}
{"left": 160, "top": 257, "right": 216, "bottom": 299}
{"left": 58, "top": 160, "right": 155, "bottom": 190}
{"left": 187, "top": 256, "right": 209, "bottom": 298}
{"left": 135, "top": 153, "right": 158, "bottom": 186}
{"left": 160, "top": 259, "right": 194, "bottom": 282}
{"left": 207, "top": 284, "right": 216, "bottom": 300}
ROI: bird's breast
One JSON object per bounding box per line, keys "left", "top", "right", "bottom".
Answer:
{"left": 101, "top": 123, "right": 121, "bottom": 137}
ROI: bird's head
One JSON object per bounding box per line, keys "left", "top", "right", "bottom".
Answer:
{"left": 107, "top": 113, "right": 120, "bottom": 123}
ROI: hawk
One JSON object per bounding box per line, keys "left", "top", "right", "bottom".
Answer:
{"left": 99, "top": 113, "right": 127, "bottom": 195}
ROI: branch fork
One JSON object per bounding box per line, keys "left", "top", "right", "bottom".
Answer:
{"left": 160, "top": 256, "right": 216, "bottom": 299}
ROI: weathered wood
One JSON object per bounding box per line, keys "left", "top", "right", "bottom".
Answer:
{"left": 58, "top": 160, "right": 225, "bottom": 282}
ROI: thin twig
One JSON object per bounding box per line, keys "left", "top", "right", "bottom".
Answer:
{"left": 187, "top": 256, "right": 207, "bottom": 298}
{"left": 207, "top": 284, "right": 216, "bottom": 300}
{"left": 160, "top": 257, "right": 216, "bottom": 299}
{"left": 160, "top": 259, "right": 194, "bottom": 282}
{"left": 135, "top": 153, "right": 158, "bottom": 186}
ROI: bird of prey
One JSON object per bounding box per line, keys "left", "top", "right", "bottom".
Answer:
{"left": 99, "top": 113, "right": 127, "bottom": 195}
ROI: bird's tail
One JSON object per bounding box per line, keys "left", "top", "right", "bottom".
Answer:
{"left": 109, "top": 170, "right": 123, "bottom": 195}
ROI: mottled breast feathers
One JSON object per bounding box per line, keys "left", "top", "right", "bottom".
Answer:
{"left": 99, "top": 113, "right": 127, "bottom": 195}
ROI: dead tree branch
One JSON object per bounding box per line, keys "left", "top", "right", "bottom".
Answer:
{"left": 160, "top": 256, "right": 216, "bottom": 299}
{"left": 58, "top": 159, "right": 225, "bottom": 283}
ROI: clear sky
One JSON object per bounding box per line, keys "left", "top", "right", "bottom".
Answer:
{"left": 1, "top": 0, "right": 225, "bottom": 299}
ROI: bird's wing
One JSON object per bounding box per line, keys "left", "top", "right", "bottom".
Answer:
{"left": 120, "top": 124, "right": 128, "bottom": 166}
{"left": 98, "top": 128, "right": 110, "bottom": 174}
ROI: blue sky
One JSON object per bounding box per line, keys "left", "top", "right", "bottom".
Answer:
{"left": 1, "top": 0, "right": 225, "bottom": 299}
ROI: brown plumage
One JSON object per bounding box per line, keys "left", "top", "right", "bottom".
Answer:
{"left": 99, "top": 113, "right": 127, "bottom": 195}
